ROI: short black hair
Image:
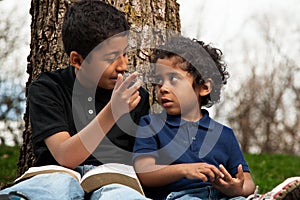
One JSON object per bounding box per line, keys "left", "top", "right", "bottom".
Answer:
{"left": 62, "top": 0, "right": 130, "bottom": 58}
{"left": 151, "top": 35, "right": 229, "bottom": 107}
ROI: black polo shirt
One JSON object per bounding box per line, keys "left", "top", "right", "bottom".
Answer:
{"left": 28, "top": 66, "right": 150, "bottom": 167}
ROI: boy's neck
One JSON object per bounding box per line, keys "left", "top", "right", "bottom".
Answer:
{"left": 180, "top": 109, "right": 203, "bottom": 122}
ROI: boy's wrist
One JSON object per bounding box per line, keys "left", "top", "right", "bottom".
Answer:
{"left": 177, "top": 163, "right": 189, "bottom": 178}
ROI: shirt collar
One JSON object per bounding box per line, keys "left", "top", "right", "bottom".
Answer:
{"left": 63, "top": 65, "right": 76, "bottom": 92}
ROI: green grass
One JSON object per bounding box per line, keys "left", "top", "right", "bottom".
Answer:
{"left": 245, "top": 153, "right": 300, "bottom": 193}
{"left": 0, "top": 145, "right": 299, "bottom": 194}
{"left": 0, "top": 145, "right": 20, "bottom": 188}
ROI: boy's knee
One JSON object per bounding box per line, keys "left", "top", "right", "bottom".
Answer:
{"left": 34, "top": 172, "right": 84, "bottom": 199}
{"left": 92, "top": 184, "right": 147, "bottom": 199}
{"left": 43, "top": 172, "right": 83, "bottom": 192}
{"left": 0, "top": 172, "right": 84, "bottom": 200}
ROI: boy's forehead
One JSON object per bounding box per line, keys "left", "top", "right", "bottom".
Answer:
{"left": 92, "top": 35, "right": 129, "bottom": 55}
{"left": 155, "top": 57, "right": 186, "bottom": 72}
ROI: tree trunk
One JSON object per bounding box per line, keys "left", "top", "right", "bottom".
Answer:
{"left": 18, "top": 0, "right": 180, "bottom": 176}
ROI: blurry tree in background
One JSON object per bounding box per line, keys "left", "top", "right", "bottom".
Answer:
{"left": 0, "top": 4, "right": 27, "bottom": 146}
{"left": 214, "top": 13, "right": 300, "bottom": 155}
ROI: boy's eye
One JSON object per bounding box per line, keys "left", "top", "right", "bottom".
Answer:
{"left": 152, "top": 73, "right": 181, "bottom": 85}
{"left": 105, "top": 58, "right": 116, "bottom": 63}
{"left": 105, "top": 52, "right": 127, "bottom": 63}
{"left": 104, "top": 55, "right": 117, "bottom": 63}
{"left": 169, "top": 74, "right": 179, "bottom": 82}
{"left": 168, "top": 73, "right": 181, "bottom": 83}
{"left": 152, "top": 76, "right": 163, "bottom": 85}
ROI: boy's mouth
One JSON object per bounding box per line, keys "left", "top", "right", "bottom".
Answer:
{"left": 161, "top": 98, "right": 173, "bottom": 107}
{"left": 109, "top": 76, "right": 119, "bottom": 82}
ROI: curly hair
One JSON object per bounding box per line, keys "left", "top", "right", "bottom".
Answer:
{"left": 62, "top": 0, "right": 130, "bottom": 59}
{"left": 151, "top": 35, "right": 230, "bottom": 107}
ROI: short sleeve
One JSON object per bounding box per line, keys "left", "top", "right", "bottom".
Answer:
{"left": 132, "top": 115, "right": 159, "bottom": 161}
{"left": 226, "top": 128, "right": 250, "bottom": 175}
{"left": 29, "top": 76, "right": 70, "bottom": 144}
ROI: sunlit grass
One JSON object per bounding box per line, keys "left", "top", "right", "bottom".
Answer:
{"left": 245, "top": 153, "right": 300, "bottom": 193}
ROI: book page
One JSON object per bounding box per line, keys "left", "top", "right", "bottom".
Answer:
{"left": 80, "top": 163, "right": 144, "bottom": 195}
{"left": 81, "top": 163, "right": 137, "bottom": 180}
{"left": 15, "top": 165, "right": 81, "bottom": 183}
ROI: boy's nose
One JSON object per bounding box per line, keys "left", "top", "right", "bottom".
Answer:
{"left": 116, "top": 54, "right": 128, "bottom": 72}
{"left": 159, "top": 82, "right": 170, "bottom": 94}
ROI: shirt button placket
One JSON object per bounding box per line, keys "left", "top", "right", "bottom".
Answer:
{"left": 87, "top": 96, "right": 95, "bottom": 119}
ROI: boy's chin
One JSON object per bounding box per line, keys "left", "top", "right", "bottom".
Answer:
{"left": 97, "top": 82, "right": 115, "bottom": 90}
{"left": 98, "top": 85, "right": 114, "bottom": 90}
{"left": 165, "top": 109, "right": 180, "bottom": 116}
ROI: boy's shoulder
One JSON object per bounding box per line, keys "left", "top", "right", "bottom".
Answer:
{"left": 28, "top": 66, "right": 75, "bottom": 100}
{"left": 30, "top": 66, "right": 74, "bottom": 89}
{"left": 201, "top": 110, "right": 230, "bottom": 129}
{"left": 32, "top": 66, "right": 72, "bottom": 82}
{"left": 209, "top": 118, "right": 233, "bottom": 134}
{"left": 201, "top": 110, "right": 234, "bottom": 135}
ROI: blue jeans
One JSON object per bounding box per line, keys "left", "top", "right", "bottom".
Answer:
{"left": 164, "top": 186, "right": 246, "bottom": 200}
{"left": 0, "top": 165, "right": 150, "bottom": 200}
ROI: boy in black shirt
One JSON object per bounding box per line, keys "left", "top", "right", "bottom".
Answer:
{"left": 0, "top": 0, "right": 150, "bottom": 199}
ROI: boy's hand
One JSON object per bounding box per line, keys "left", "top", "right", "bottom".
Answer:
{"left": 110, "top": 72, "right": 142, "bottom": 120}
{"left": 211, "top": 164, "right": 245, "bottom": 197}
{"left": 182, "top": 162, "right": 224, "bottom": 182}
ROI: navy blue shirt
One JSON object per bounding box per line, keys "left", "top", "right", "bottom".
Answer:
{"left": 29, "top": 66, "right": 150, "bottom": 166}
{"left": 133, "top": 110, "right": 249, "bottom": 199}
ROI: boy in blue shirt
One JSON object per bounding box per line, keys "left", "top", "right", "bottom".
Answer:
{"left": 133, "top": 35, "right": 255, "bottom": 199}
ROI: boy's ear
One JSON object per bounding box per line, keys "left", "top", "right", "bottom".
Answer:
{"left": 199, "top": 79, "right": 212, "bottom": 97}
{"left": 70, "top": 51, "right": 83, "bottom": 70}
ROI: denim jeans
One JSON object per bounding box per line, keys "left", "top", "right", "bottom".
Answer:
{"left": 0, "top": 165, "right": 150, "bottom": 200}
{"left": 164, "top": 186, "right": 246, "bottom": 200}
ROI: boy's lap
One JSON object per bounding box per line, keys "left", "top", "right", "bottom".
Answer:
{"left": 0, "top": 172, "right": 84, "bottom": 200}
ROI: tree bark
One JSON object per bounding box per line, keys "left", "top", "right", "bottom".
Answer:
{"left": 18, "top": 0, "right": 180, "bottom": 176}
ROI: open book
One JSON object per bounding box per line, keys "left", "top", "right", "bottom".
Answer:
{"left": 15, "top": 163, "right": 144, "bottom": 195}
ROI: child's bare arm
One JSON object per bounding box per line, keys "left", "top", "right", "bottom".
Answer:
{"left": 134, "top": 156, "right": 224, "bottom": 187}
{"left": 45, "top": 73, "right": 142, "bottom": 169}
